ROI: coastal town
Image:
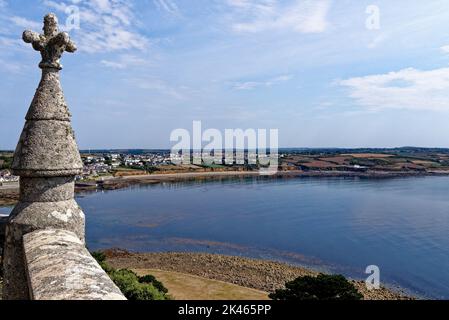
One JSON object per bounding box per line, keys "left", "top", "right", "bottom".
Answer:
{"left": 79, "top": 151, "right": 172, "bottom": 178}
{"left": 2, "top": 146, "right": 449, "bottom": 208}
{"left": 0, "top": 170, "right": 18, "bottom": 185}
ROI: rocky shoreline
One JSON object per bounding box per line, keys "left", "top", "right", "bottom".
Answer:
{"left": 103, "top": 249, "right": 413, "bottom": 300}
{"left": 0, "top": 189, "right": 18, "bottom": 207}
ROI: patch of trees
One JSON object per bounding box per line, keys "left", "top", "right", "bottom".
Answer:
{"left": 269, "top": 274, "right": 363, "bottom": 300}
{"left": 0, "top": 156, "right": 12, "bottom": 169}
{"left": 92, "top": 251, "right": 170, "bottom": 300}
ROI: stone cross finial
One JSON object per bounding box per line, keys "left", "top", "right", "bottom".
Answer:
{"left": 3, "top": 13, "right": 85, "bottom": 300}
{"left": 23, "top": 13, "right": 77, "bottom": 70}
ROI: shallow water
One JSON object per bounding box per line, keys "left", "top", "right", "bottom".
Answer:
{"left": 3, "top": 176, "right": 449, "bottom": 298}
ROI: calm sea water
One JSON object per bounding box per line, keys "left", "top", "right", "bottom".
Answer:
{"left": 2, "top": 176, "right": 449, "bottom": 298}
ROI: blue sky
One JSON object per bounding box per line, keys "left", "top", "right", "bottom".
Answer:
{"left": 1, "top": 0, "right": 449, "bottom": 149}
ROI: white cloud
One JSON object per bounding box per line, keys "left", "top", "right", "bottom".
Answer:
{"left": 129, "top": 78, "right": 187, "bottom": 100}
{"left": 339, "top": 67, "right": 449, "bottom": 111}
{"left": 441, "top": 45, "right": 449, "bottom": 54}
{"left": 101, "top": 54, "right": 151, "bottom": 69}
{"left": 227, "top": 0, "right": 275, "bottom": 12}
{"left": 0, "top": 57, "right": 23, "bottom": 73}
{"left": 271, "top": 74, "right": 293, "bottom": 82}
{"left": 0, "top": 36, "right": 22, "bottom": 48}
{"left": 228, "top": 0, "right": 330, "bottom": 34}
{"left": 232, "top": 74, "right": 293, "bottom": 90}
{"left": 154, "top": 0, "right": 180, "bottom": 16}
{"left": 91, "top": 0, "right": 112, "bottom": 12}
{"left": 233, "top": 81, "right": 260, "bottom": 90}
{"left": 43, "top": 0, "right": 149, "bottom": 53}
{"left": 367, "top": 33, "right": 388, "bottom": 49}
{"left": 9, "top": 16, "right": 41, "bottom": 30}
{"left": 100, "top": 59, "right": 125, "bottom": 69}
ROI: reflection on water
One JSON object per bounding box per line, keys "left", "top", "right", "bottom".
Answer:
{"left": 3, "top": 176, "right": 449, "bottom": 298}
{"left": 0, "top": 206, "right": 12, "bottom": 215}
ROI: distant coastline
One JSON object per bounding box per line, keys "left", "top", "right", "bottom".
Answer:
{"left": 87, "top": 169, "right": 449, "bottom": 190}
{"left": 2, "top": 169, "right": 449, "bottom": 207}
{"left": 4, "top": 147, "right": 449, "bottom": 199}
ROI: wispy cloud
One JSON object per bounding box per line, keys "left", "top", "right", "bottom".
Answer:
{"left": 339, "top": 67, "right": 449, "bottom": 111}
{"left": 227, "top": 0, "right": 331, "bottom": 34}
{"left": 100, "top": 59, "right": 125, "bottom": 69}
{"left": 441, "top": 45, "right": 449, "bottom": 55}
{"left": 367, "top": 33, "right": 388, "bottom": 49}
{"left": 232, "top": 74, "right": 293, "bottom": 90}
{"left": 0, "top": 57, "right": 22, "bottom": 73}
{"left": 43, "top": 0, "right": 149, "bottom": 53}
{"left": 0, "top": 35, "right": 22, "bottom": 48}
{"left": 101, "top": 54, "right": 152, "bottom": 69}
{"left": 153, "top": 0, "right": 180, "bottom": 16}
{"left": 129, "top": 77, "right": 188, "bottom": 100}
{"left": 9, "top": 16, "right": 41, "bottom": 30}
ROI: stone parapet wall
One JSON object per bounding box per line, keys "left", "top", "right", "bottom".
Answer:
{"left": 23, "top": 229, "right": 126, "bottom": 300}
{"left": 2, "top": 14, "right": 124, "bottom": 300}
{"left": 0, "top": 216, "right": 7, "bottom": 254}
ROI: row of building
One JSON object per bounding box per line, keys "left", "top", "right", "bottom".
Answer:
{"left": 79, "top": 152, "right": 173, "bottom": 178}
{"left": 0, "top": 169, "right": 19, "bottom": 184}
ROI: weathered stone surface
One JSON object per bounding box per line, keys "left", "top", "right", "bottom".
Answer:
{"left": 23, "top": 229, "right": 125, "bottom": 300}
{"left": 26, "top": 69, "right": 71, "bottom": 121}
{"left": 12, "top": 120, "right": 83, "bottom": 177}
{"left": 22, "top": 13, "right": 77, "bottom": 70}
{"left": 11, "top": 13, "right": 81, "bottom": 177}
{"left": 2, "top": 230, "right": 29, "bottom": 299}
{"left": 0, "top": 215, "right": 7, "bottom": 254}
{"left": 8, "top": 199, "right": 85, "bottom": 240}
{"left": 20, "top": 177, "right": 75, "bottom": 202}
{"left": 2, "top": 199, "right": 86, "bottom": 299}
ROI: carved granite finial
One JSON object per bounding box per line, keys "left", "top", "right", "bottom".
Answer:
{"left": 3, "top": 13, "right": 85, "bottom": 300}
{"left": 22, "top": 13, "right": 77, "bottom": 70}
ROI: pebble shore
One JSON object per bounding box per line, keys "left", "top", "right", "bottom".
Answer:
{"left": 104, "top": 249, "right": 413, "bottom": 300}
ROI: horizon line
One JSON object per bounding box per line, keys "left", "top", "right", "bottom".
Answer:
{"left": 3, "top": 146, "right": 449, "bottom": 153}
